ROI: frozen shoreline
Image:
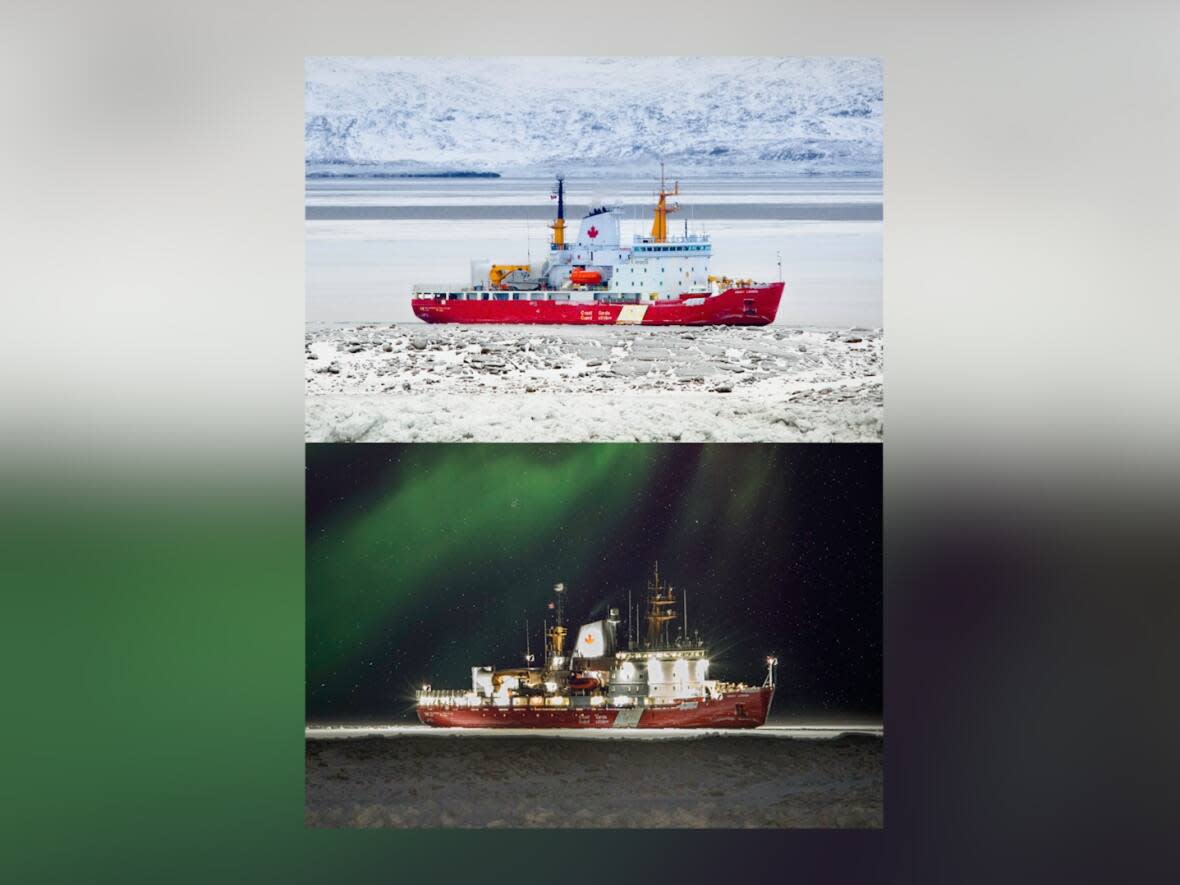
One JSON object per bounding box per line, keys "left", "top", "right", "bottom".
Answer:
{"left": 306, "top": 723, "right": 884, "bottom": 740}
{"left": 305, "top": 325, "right": 883, "bottom": 442}
{"left": 306, "top": 733, "right": 883, "bottom": 828}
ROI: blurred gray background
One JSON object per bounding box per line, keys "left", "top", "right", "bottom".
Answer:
{"left": 1, "top": 1, "right": 1178, "bottom": 882}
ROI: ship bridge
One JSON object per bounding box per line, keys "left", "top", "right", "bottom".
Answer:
{"left": 631, "top": 233, "right": 712, "bottom": 253}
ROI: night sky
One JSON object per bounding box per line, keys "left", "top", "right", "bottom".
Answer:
{"left": 306, "top": 444, "right": 881, "bottom": 723}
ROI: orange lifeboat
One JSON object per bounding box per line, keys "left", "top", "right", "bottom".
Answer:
{"left": 568, "top": 675, "right": 600, "bottom": 692}
{"left": 569, "top": 268, "right": 603, "bottom": 285}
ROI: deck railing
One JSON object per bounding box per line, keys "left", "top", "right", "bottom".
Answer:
{"left": 633, "top": 233, "right": 710, "bottom": 244}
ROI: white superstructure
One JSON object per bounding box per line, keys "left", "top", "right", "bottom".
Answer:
{"left": 537, "top": 205, "right": 714, "bottom": 299}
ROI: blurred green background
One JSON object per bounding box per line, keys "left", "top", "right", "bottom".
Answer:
{"left": 0, "top": 462, "right": 883, "bottom": 881}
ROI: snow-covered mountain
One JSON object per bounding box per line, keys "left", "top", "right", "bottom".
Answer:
{"left": 306, "top": 57, "right": 882, "bottom": 176}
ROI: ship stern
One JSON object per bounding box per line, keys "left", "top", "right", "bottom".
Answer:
{"left": 410, "top": 299, "right": 444, "bottom": 324}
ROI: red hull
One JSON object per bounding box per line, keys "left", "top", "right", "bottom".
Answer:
{"left": 417, "top": 686, "right": 774, "bottom": 729}
{"left": 412, "top": 283, "right": 784, "bottom": 326}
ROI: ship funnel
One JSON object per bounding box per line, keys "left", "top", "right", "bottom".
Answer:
{"left": 575, "top": 209, "right": 620, "bottom": 248}
{"left": 573, "top": 619, "right": 616, "bottom": 658}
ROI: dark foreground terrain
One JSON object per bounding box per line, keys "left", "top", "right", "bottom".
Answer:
{"left": 306, "top": 733, "right": 882, "bottom": 828}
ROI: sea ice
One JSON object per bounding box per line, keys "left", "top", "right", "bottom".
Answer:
{"left": 305, "top": 325, "right": 883, "bottom": 443}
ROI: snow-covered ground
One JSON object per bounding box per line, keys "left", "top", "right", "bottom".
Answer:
{"left": 305, "top": 325, "right": 882, "bottom": 442}
{"left": 306, "top": 732, "right": 883, "bottom": 828}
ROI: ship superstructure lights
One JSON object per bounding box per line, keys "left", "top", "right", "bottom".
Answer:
{"left": 415, "top": 565, "right": 774, "bottom": 728}
{"left": 418, "top": 692, "right": 479, "bottom": 707}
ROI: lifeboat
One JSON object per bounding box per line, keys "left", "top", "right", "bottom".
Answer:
{"left": 568, "top": 675, "right": 600, "bottom": 692}
{"left": 569, "top": 268, "right": 603, "bottom": 285}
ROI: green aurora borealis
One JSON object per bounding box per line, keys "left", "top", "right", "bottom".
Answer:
{"left": 307, "top": 443, "right": 881, "bottom": 722}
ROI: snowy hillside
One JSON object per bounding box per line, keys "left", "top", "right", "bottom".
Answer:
{"left": 306, "top": 57, "right": 882, "bottom": 176}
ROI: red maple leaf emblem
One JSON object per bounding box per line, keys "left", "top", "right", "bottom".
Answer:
{"left": 587, "top": 226, "right": 599, "bottom": 239}
{"left": 585, "top": 634, "right": 595, "bottom": 644}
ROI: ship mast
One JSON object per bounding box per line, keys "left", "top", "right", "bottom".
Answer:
{"left": 546, "top": 582, "right": 567, "bottom": 663}
{"left": 550, "top": 175, "right": 566, "bottom": 249}
{"left": 650, "top": 162, "right": 680, "bottom": 243}
{"left": 645, "top": 561, "right": 677, "bottom": 648}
